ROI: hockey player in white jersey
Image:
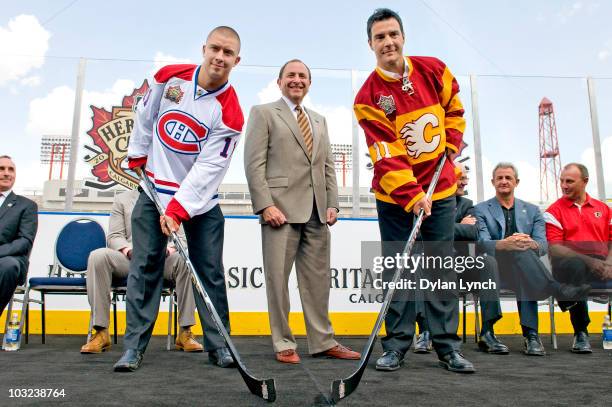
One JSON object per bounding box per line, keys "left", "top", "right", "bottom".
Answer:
{"left": 114, "top": 26, "right": 243, "bottom": 372}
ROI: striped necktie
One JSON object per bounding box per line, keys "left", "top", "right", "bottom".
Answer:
{"left": 295, "top": 105, "right": 313, "bottom": 157}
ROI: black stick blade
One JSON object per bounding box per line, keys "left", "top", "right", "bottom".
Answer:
{"left": 243, "top": 376, "right": 276, "bottom": 402}
{"left": 330, "top": 367, "right": 366, "bottom": 403}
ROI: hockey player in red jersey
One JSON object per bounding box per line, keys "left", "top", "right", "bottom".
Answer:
{"left": 355, "top": 8, "right": 475, "bottom": 373}
{"left": 114, "top": 26, "right": 243, "bottom": 372}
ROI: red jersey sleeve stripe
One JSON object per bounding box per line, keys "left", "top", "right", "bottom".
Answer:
{"left": 128, "top": 156, "right": 147, "bottom": 169}
{"left": 165, "top": 197, "right": 190, "bottom": 225}
{"left": 154, "top": 64, "right": 197, "bottom": 84}
{"left": 216, "top": 86, "right": 244, "bottom": 133}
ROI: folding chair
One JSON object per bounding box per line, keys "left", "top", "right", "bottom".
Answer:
{"left": 548, "top": 280, "right": 612, "bottom": 342}
{"left": 1, "top": 281, "right": 38, "bottom": 349}
{"left": 109, "top": 278, "right": 178, "bottom": 350}
{"left": 589, "top": 281, "right": 612, "bottom": 318}
{"left": 28, "top": 218, "right": 106, "bottom": 344}
{"left": 467, "top": 289, "right": 556, "bottom": 348}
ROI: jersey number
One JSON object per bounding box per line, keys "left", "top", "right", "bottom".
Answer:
{"left": 220, "top": 137, "right": 236, "bottom": 158}
{"left": 372, "top": 142, "right": 391, "bottom": 162}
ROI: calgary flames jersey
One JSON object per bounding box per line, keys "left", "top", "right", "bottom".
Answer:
{"left": 128, "top": 64, "right": 244, "bottom": 224}
{"left": 354, "top": 56, "right": 465, "bottom": 212}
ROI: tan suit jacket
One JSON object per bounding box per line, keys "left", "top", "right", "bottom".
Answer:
{"left": 244, "top": 99, "right": 338, "bottom": 223}
{"left": 107, "top": 189, "right": 186, "bottom": 251}
{"left": 244, "top": 98, "right": 339, "bottom": 354}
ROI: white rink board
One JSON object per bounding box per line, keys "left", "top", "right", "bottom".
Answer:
{"left": 30, "top": 212, "right": 381, "bottom": 312}
{"left": 29, "top": 212, "right": 607, "bottom": 313}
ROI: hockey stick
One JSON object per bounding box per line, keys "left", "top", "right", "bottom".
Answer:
{"left": 330, "top": 154, "right": 447, "bottom": 403}
{"left": 139, "top": 171, "right": 276, "bottom": 402}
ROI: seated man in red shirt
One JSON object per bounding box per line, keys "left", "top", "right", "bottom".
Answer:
{"left": 544, "top": 163, "right": 612, "bottom": 353}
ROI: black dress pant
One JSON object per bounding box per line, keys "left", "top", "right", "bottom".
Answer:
{"left": 418, "top": 255, "right": 502, "bottom": 333}
{"left": 377, "top": 197, "right": 460, "bottom": 358}
{"left": 551, "top": 256, "right": 599, "bottom": 334}
{"left": 0, "top": 256, "right": 24, "bottom": 317}
{"left": 124, "top": 192, "right": 229, "bottom": 352}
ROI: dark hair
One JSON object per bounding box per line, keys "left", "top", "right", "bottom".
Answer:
{"left": 366, "top": 8, "right": 404, "bottom": 41}
{"left": 278, "top": 59, "right": 311, "bottom": 81}
{"left": 207, "top": 26, "right": 241, "bottom": 52}
{"left": 0, "top": 155, "right": 12, "bottom": 160}
{"left": 564, "top": 162, "right": 589, "bottom": 180}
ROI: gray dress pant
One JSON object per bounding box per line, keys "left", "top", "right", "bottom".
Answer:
{"left": 86, "top": 248, "right": 195, "bottom": 329}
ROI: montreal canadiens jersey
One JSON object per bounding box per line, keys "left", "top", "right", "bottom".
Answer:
{"left": 127, "top": 64, "right": 244, "bottom": 224}
{"left": 354, "top": 56, "right": 465, "bottom": 212}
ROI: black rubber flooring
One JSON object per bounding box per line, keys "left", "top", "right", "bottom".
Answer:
{"left": 1, "top": 335, "right": 610, "bottom": 406}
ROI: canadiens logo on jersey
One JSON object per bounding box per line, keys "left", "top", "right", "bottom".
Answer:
{"left": 376, "top": 94, "right": 396, "bottom": 116}
{"left": 164, "top": 85, "right": 184, "bottom": 104}
{"left": 156, "top": 110, "right": 209, "bottom": 155}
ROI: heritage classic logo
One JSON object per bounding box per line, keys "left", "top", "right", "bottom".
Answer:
{"left": 376, "top": 94, "right": 396, "bottom": 116}
{"left": 156, "top": 110, "right": 209, "bottom": 154}
{"left": 84, "top": 81, "right": 149, "bottom": 190}
{"left": 164, "top": 85, "right": 184, "bottom": 104}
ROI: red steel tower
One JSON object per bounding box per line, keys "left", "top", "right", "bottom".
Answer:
{"left": 538, "top": 97, "right": 562, "bottom": 202}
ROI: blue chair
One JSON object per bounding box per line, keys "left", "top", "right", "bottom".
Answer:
{"left": 27, "top": 218, "right": 106, "bottom": 344}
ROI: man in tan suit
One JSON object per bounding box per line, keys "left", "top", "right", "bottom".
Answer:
{"left": 244, "top": 59, "right": 360, "bottom": 363}
{"left": 80, "top": 189, "right": 202, "bottom": 353}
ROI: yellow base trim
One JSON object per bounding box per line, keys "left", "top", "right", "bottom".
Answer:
{"left": 1, "top": 311, "right": 610, "bottom": 336}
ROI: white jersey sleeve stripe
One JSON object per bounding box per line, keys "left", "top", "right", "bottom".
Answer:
{"left": 543, "top": 211, "right": 563, "bottom": 230}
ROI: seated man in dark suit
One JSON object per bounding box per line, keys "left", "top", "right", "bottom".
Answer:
{"left": 415, "top": 163, "right": 507, "bottom": 354}
{"left": 0, "top": 155, "right": 38, "bottom": 318}
{"left": 474, "top": 162, "right": 590, "bottom": 356}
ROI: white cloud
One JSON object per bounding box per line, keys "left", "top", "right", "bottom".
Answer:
{"left": 597, "top": 39, "right": 612, "bottom": 61}
{"left": 579, "top": 136, "right": 612, "bottom": 198}
{"left": 26, "top": 79, "right": 137, "bottom": 137}
{"left": 27, "top": 85, "right": 74, "bottom": 136}
{"left": 255, "top": 79, "right": 353, "bottom": 145}
{"left": 246, "top": 80, "right": 354, "bottom": 184}
{"left": 24, "top": 79, "right": 138, "bottom": 187}
{"left": 0, "top": 15, "right": 50, "bottom": 86}
{"left": 472, "top": 157, "right": 543, "bottom": 203}
{"left": 152, "top": 51, "right": 192, "bottom": 75}
{"left": 557, "top": 1, "right": 584, "bottom": 23}
{"left": 256, "top": 79, "right": 281, "bottom": 104}
{"left": 307, "top": 103, "right": 353, "bottom": 145}
{"left": 20, "top": 75, "right": 41, "bottom": 87}
{"left": 13, "top": 161, "right": 47, "bottom": 194}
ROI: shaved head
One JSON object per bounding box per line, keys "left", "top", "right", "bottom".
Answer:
{"left": 207, "top": 26, "right": 241, "bottom": 53}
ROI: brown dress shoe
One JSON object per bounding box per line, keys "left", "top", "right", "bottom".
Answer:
{"left": 80, "top": 329, "right": 111, "bottom": 354}
{"left": 175, "top": 328, "right": 204, "bottom": 352}
{"left": 276, "top": 349, "right": 300, "bottom": 364}
{"left": 314, "top": 344, "right": 360, "bottom": 360}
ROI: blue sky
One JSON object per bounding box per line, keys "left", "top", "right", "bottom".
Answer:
{"left": 1, "top": 0, "right": 610, "bottom": 202}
